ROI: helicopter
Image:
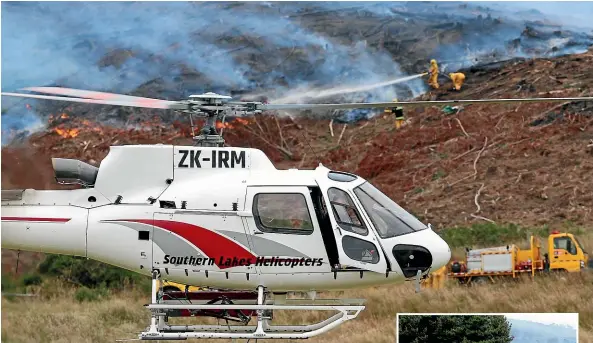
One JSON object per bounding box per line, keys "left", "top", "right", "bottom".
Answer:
{"left": 1, "top": 86, "right": 592, "bottom": 340}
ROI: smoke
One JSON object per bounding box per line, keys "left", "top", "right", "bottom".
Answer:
{"left": 481, "top": 1, "right": 593, "bottom": 30}
{"left": 1, "top": 1, "right": 425, "bottom": 140}
{"left": 1, "top": 97, "right": 46, "bottom": 145}
{"left": 431, "top": 2, "right": 593, "bottom": 71}
{"left": 1, "top": 2, "right": 252, "bottom": 92}
{"left": 0, "top": 1, "right": 417, "bottom": 93}
{"left": 1, "top": 1, "right": 592, "bottom": 143}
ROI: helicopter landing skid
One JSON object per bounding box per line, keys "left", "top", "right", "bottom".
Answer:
{"left": 138, "top": 270, "right": 365, "bottom": 340}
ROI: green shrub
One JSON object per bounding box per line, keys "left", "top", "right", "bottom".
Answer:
{"left": 74, "top": 287, "right": 99, "bottom": 302}
{"left": 22, "top": 273, "right": 43, "bottom": 286}
{"left": 1, "top": 274, "right": 18, "bottom": 293}
{"left": 438, "top": 222, "right": 584, "bottom": 248}
{"left": 38, "top": 255, "right": 150, "bottom": 290}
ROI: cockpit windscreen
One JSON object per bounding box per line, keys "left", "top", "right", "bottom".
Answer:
{"left": 353, "top": 182, "right": 427, "bottom": 239}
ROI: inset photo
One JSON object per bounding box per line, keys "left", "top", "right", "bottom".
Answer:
{"left": 396, "top": 313, "right": 578, "bottom": 343}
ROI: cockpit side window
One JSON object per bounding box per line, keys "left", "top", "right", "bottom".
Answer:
{"left": 328, "top": 188, "right": 368, "bottom": 236}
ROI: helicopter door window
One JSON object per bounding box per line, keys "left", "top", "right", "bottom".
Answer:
{"left": 327, "top": 188, "right": 368, "bottom": 236}
{"left": 554, "top": 237, "right": 577, "bottom": 255}
{"left": 253, "top": 193, "right": 314, "bottom": 235}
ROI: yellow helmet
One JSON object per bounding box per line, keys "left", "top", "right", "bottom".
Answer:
{"left": 430, "top": 59, "right": 437, "bottom": 64}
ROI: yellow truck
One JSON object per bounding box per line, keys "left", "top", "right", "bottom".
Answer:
{"left": 422, "top": 231, "right": 590, "bottom": 288}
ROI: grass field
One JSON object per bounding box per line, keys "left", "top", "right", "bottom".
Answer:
{"left": 2, "top": 269, "right": 592, "bottom": 343}
{"left": 2, "top": 232, "right": 591, "bottom": 343}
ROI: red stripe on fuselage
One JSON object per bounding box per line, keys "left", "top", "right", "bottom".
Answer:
{"left": 1, "top": 217, "right": 71, "bottom": 222}
{"left": 120, "top": 219, "right": 256, "bottom": 269}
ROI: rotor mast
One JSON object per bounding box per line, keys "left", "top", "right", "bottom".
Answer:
{"left": 187, "top": 93, "right": 230, "bottom": 147}
{"left": 193, "top": 112, "right": 225, "bottom": 147}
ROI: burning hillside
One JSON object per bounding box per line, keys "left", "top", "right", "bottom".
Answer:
{"left": 3, "top": 49, "right": 593, "bottom": 230}
{"left": 3, "top": 1, "right": 593, "bottom": 139}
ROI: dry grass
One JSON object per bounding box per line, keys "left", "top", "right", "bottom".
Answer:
{"left": 3, "top": 235, "right": 591, "bottom": 342}
{"left": 2, "top": 270, "right": 592, "bottom": 343}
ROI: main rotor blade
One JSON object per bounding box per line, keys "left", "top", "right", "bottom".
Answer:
{"left": 22, "top": 86, "right": 178, "bottom": 105}
{"left": 259, "top": 97, "right": 593, "bottom": 111}
{"left": 1, "top": 92, "right": 184, "bottom": 110}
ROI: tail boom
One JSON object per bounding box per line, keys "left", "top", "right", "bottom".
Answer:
{"left": 1, "top": 190, "right": 88, "bottom": 256}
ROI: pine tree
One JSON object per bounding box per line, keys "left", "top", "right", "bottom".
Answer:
{"left": 398, "top": 315, "right": 513, "bottom": 343}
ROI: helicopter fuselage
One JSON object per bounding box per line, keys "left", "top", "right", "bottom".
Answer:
{"left": 1, "top": 145, "right": 450, "bottom": 291}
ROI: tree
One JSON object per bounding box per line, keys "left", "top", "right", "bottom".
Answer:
{"left": 399, "top": 315, "right": 513, "bottom": 343}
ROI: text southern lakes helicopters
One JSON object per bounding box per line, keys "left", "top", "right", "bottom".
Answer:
{"left": 2, "top": 87, "right": 592, "bottom": 340}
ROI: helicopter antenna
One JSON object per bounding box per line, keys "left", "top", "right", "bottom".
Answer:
{"left": 188, "top": 112, "right": 196, "bottom": 138}
{"left": 219, "top": 111, "right": 228, "bottom": 141}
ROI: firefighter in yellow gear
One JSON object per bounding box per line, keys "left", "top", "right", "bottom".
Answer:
{"left": 385, "top": 98, "right": 405, "bottom": 129}
{"left": 449, "top": 72, "right": 466, "bottom": 91}
{"left": 428, "top": 59, "right": 439, "bottom": 89}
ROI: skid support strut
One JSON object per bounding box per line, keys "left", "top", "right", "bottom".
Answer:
{"left": 146, "top": 269, "right": 163, "bottom": 336}
{"left": 138, "top": 270, "right": 365, "bottom": 340}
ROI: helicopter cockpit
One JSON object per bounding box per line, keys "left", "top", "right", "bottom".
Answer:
{"left": 314, "top": 168, "right": 451, "bottom": 279}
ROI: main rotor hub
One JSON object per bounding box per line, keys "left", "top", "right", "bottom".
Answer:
{"left": 186, "top": 93, "right": 233, "bottom": 148}
{"left": 188, "top": 92, "right": 232, "bottom": 105}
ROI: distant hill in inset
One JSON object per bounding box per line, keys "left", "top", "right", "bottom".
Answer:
{"left": 509, "top": 319, "right": 577, "bottom": 343}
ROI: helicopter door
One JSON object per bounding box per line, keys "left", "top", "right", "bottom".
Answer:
{"left": 243, "top": 186, "right": 332, "bottom": 274}
{"left": 314, "top": 177, "right": 388, "bottom": 274}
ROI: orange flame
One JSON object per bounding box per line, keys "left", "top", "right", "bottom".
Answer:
{"left": 235, "top": 118, "right": 249, "bottom": 125}
{"left": 79, "top": 119, "right": 104, "bottom": 133}
{"left": 54, "top": 127, "right": 80, "bottom": 138}
{"left": 48, "top": 113, "right": 70, "bottom": 124}
{"left": 216, "top": 121, "right": 234, "bottom": 129}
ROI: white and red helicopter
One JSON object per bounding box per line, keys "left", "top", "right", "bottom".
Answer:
{"left": 1, "top": 87, "right": 592, "bottom": 340}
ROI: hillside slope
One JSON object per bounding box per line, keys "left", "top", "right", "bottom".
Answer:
{"left": 3, "top": 49, "right": 592, "bottom": 229}
{"left": 2, "top": 50, "right": 593, "bottom": 274}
